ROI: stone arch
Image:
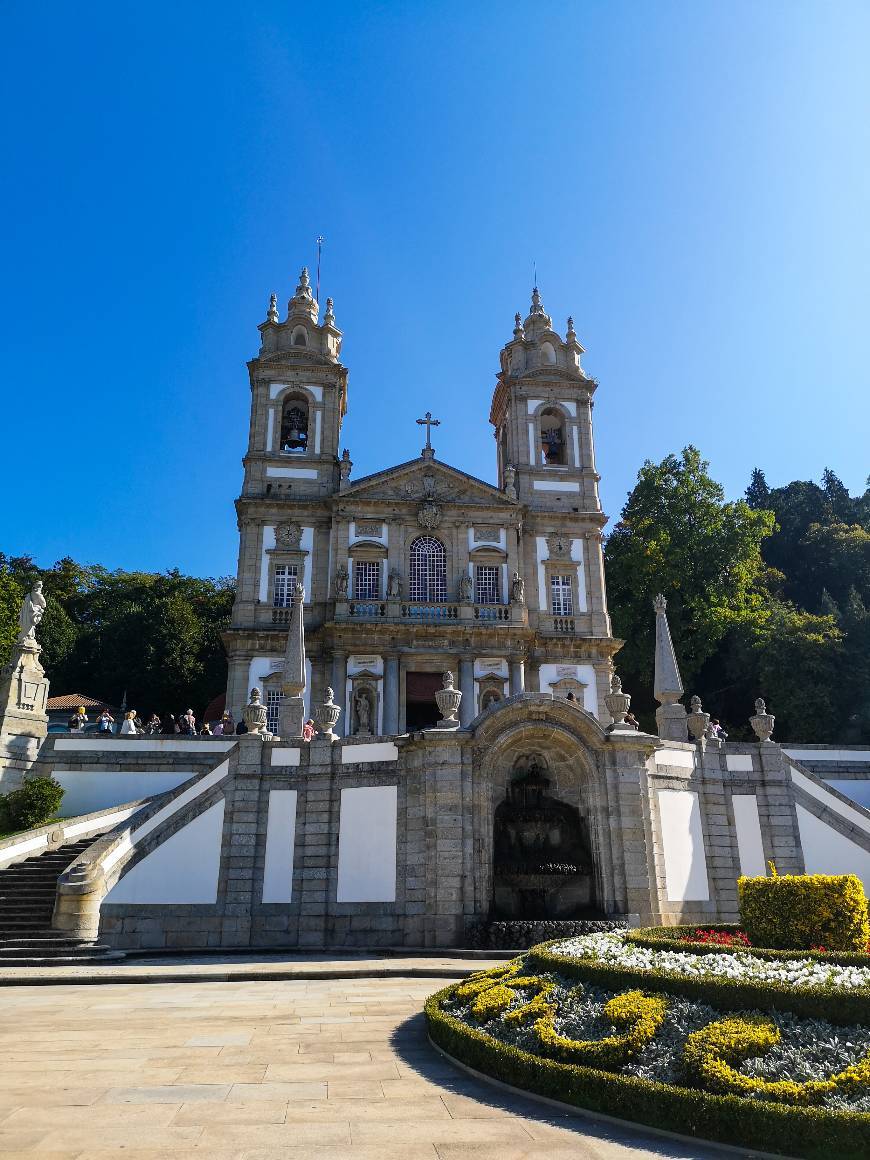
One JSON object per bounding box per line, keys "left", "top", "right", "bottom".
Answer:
{"left": 280, "top": 394, "right": 309, "bottom": 452}
{"left": 291, "top": 325, "right": 308, "bottom": 347}
{"left": 539, "top": 405, "right": 567, "bottom": 465}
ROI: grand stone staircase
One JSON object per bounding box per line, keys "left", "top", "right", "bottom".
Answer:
{"left": 0, "top": 838, "right": 123, "bottom": 966}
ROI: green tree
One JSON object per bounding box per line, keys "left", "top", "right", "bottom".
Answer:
{"left": 605, "top": 447, "right": 774, "bottom": 694}
{"left": 0, "top": 570, "right": 24, "bottom": 663}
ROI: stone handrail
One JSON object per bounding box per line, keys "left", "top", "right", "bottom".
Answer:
{"left": 53, "top": 756, "right": 234, "bottom": 939}
{"left": 0, "top": 800, "right": 146, "bottom": 869}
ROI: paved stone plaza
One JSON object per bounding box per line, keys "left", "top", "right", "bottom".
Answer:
{"left": 0, "top": 971, "right": 734, "bottom": 1159}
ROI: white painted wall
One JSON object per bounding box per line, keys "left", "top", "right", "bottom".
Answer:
{"left": 103, "top": 799, "right": 225, "bottom": 904}
{"left": 654, "top": 747, "right": 696, "bottom": 770}
{"left": 261, "top": 790, "right": 297, "bottom": 903}
{"left": 538, "top": 663, "right": 598, "bottom": 717}
{"left": 534, "top": 537, "right": 587, "bottom": 612}
{"left": 658, "top": 790, "right": 710, "bottom": 901}
{"left": 340, "top": 742, "right": 399, "bottom": 764}
{"left": 265, "top": 466, "right": 319, "bottom": 479}
{"left": 258, "top": 527, "right": 276, "bottom": 601}
{"left": 726, "top": 754, "right": 755, "bottom": 772}
{"left": 55, "top": 770, "right": 195, "bottom": 817}
{"left": 732, "top": 794, "right": 766, "bottom": 877}
{"left": 336, "top": 786, "right": 397, "bottom": 903}
{"left": 796, "top": 804, "right": 870, "bottom": 893}
{"left": 349, "top": 523, "right": 388, "bottom": 547}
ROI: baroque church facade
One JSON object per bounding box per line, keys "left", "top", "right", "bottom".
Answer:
{"left": 224, "top": 268, "right": 618, "bottom": 735}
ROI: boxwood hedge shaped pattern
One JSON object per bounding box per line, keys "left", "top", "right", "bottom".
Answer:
{"left": 738, "top": 872, "right": 870, "bottom": 952}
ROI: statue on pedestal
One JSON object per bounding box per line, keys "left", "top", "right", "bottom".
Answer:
{"left": 17, "top": 583, "right": 46, "bottom": 648}
{"left": 0, "top": 582, "right": 50, "bottom": 739}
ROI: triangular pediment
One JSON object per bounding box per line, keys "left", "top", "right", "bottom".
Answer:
{"left": 342, "top": 458, "right": 514, "bottom": 507}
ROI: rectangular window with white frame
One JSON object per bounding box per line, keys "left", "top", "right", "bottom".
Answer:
{"left": 266, "top": 689, "right": 284, "bottom": 733}
{"left": 550, "top": 574, "right": 574, "bottom": 616}
{"left": 474, "top": 564, "right": 500, "bottom": 605}
{"left": 353, "top": 560, "right": 381, "bottom": 600}
{"left": 273, "top": 565, "right": 299, "bottom": 608}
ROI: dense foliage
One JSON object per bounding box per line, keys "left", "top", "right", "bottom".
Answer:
{"left": 738, "top": 872, "right": 870, "bottom": 953}
{"left": 606, "top": 452, "right": 870, "bottom": 740}
{"left": 0, "top": 554, "right": 234, "bottom": 719}
{"left": 0, "top": 775, "right": 65, "bottom": 832}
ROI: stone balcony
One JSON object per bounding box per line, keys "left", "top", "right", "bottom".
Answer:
{"left": 335, "top": 599, "right": 526, "bottom": 626}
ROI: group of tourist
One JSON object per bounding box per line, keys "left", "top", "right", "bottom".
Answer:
{"left": 68, "top": 707, "right": 247, "bottom": 737}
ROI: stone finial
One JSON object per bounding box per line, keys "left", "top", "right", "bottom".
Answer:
{"left": 324, "top": 297, "right": 335, "bottom": 326}
{"left": 266, "top": 293, "right": 279, "bottom": 323}
{"left": 530, "top": 286, "right": 545, "bottom": 316}
{"left": 653, "top": 593, "right": 688, "bottom": 741}
{"left": 604, "top": 672, "right": 634, "bottom": 731}
{"left": 287, "top": 265, "right": 318, "bottom": 321}
{"left": 687, "top": 694, "right": 711, "bottom": 742}
{"left": 750, "top": 698, "right": 776, "bottom": 743}
{"left": 339, "top": 449, "right": 352, "bottom": 492}
{"left": 433, "top": 670, "right": 462, "bottom": 729}
{"left": 296, "top": 267, "right": 311, "bottom": 296}
{"left": 314, "top": 687, "right": 341, "bottom": 741}
{"left": 243, "top": 687, "right": 269, "bottom": 736}
{"left": 513, "top": 311, "right": 524, "bottom": 338}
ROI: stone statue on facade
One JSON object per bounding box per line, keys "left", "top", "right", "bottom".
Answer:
{"left": 504, "top": 464, "right": 517, "bottom": 500}
{"left": 17, "top": 583, "right": 46, "bottom": 647}
{"left": 422, "top": 474, "right": 436, "bottom": 500}
{"left": 511, "top": 572, "right": 525, "bottom": 605}
{"left": 339, "top": 449, "right": 352, "bottom": 491}
{"left": 458, "top": 572, "right": 473, "bottom": 603}
{"left": 333, "top": 565, "right": 349, "bottom": 599}
{"left": 387, "top": 568, "right": 402, "bottom": 598}
{"left": 354, "top": 689, "right": 371, "bottom": 735}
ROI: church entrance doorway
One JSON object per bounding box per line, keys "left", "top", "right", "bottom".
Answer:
{"left": 404, "top": 671, "right": 442, "bottom": 731}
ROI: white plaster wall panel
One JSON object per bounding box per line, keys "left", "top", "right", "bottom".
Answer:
{"left": 247, "top": 656, "right": 280, "bottom": 702}
{"left": 54, "top": 739, "right": 235, "bottom": 754}
{"left": 785, "top": 749, "right": 870, "bottom": 763}
{"left": 0, "top": 834, "right": 47, "bottom": 866}
{"left": 532, "top": 480, "right": 582, "bottom": 492}
{"left": 104, "top": 799, "right": 225, "bottom": 904}
{"left": 526, "top": 398, "right": 545, "bottom": 413}
{"left": 790, "top": 766, "right": 870, "bottom": 835}
{"left": 259, "top": 526, "right": 276, "bottom": 601}
{"left": 654, "top": 747, "right": 696, "bottom": 770}
{"left": 56, "top": 770, "right": 195, "bottom": 817}
{"left": 824, "top": 780, "right": 870, "bottom": 810}
{"left": 726, "top": 754, "right": 755, "bottom": 772}
{"left": 561, "top": 400, "right": 577, "bottom": 417}
{"left": 266, "top": 407, "right": 275, "bottom": 451}
{"left": 572, "top": 425, "right": 580, "bottom": 467}
{"left": 732, "top": 794, "right": 767, "bottom": 877}
{"left": 340, "top": 742, "right": 399, "bottom": 764}
{"left": 537, "top": 663, "right": 598, "bottom": 717}
{"left": 474, "top": 659, "right": 509, "bottom": 679}
{"left": 300, "top": 525, "right": 314, "bottom": 602}
{"left": 270, "top": 747, "right": 301, "bottom": 767}
{"left": 796, "top": 804, "right": 870, "bottom": 893}
{"left": 527, "top": 422, "right": 536, "bottom": 464}
{"left": 569, "top": 537, "right": 588, "bottom": 613}
{"left": 261, "top": 790, "right": 298, "bottom": 903}
{"left": 658, "top": 790, "right": 710, "bottom": 901}
{"left": 303, "top": 383, "right": 323, "bottom": 403}
{"left": 336, "top": 786, "right": 398, "bottom": 902}
{"left": 535, "top": 536, "right": 548, "bottom": 610}
{"left": 314, "top": 409, "right": 322, "bottom": 453}
{"left": 62, "top": 806, "right": 140, "bottom": 840}
{"left": 349, "top": 523, "right": 388, "bottom": 547}
{"left": 265, "top": 467, "right": 318, "bottom": 479}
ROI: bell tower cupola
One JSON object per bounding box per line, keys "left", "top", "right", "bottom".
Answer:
{"left": 489, "top": 286, "right": 600, "bottom": 513}
{"left": 241, "top": 266, "right": 349, "bottom": 502}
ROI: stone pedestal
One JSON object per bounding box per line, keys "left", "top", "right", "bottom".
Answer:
{"left": 0, "top": 644, "right": 49, "bottom": 742}
{"left": 655, "top": 702, "right": 689, "bottom": 742}
{"left": 279, "top": 694, "right": 306, "bottom": 740}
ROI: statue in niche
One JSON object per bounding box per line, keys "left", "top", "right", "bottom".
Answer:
{"left": 333, "top": 565, "right": 349, "bottom": 599}
{"left": 504, "top": 464, "right": 517, "bottom": 499}
{"left": 17, "top": 582, "right": 46, "bottom": 647}
{"left": 354, "top": 689, "right": 372, "bottom": 735}
{"left": 387, "top": 568, "right": 402, "bottom": 598}
{"left": 458, "top": 572, "right": 473, "bottom": 603}
{"left": 511, "top": 572, "right": 525, "bottom": 605}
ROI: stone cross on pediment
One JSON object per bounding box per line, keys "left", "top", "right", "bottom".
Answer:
{"left": 416, "top": 411, "right": 440, "bottom": 458}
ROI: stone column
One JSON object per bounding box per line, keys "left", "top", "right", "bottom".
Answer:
{"left": 509, "top": 660, "right": 524, "bottom": 696}
{"left": 330, "top": 650, "right": 347, "bottom": 738}
{"left": 459, "top": 656, "right": 475, "bottom": 727}
{"left": 383, "top": 652, "right": 400, "bottom": 736}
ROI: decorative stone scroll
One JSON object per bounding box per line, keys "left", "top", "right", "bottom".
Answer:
{"left": 275, "top": 523, "right": 303, "bottom": 549}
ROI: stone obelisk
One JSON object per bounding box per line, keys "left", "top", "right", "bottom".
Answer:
{"left": 652, "top": 593, "right": 688, "bottom": 742}
{"left": 278, "top": 584, "right": 306, "bottom": 739}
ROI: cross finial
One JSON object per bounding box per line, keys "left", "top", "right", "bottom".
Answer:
{"left": 416, "top": 411, "right": 441, "bottom": 458}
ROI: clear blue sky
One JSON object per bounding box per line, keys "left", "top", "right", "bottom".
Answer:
{"left": 2, "top": 1, "right": 868, "bottom": 579}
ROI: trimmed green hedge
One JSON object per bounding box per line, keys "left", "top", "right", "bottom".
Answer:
{"left": 425, "top": 984, "right": 870, "bottom": 1159}
{"left": 527, "top": 940, "right": 870, "bottom": 1025}
{"left": 627, "top": 925, "right": 870, "bottom": 969}
{"left": 739, "top": 873, "right": 870, "bottom": 952}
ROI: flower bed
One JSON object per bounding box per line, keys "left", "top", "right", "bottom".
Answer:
{"left": 627, "top": 924, "right": 870, "bottom": 968}
{"left": 426, "top": 945, "right": 870, "bottom": 1158}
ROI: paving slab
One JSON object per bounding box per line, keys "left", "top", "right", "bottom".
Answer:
{"left": 0, "top": 970, "right": 741, "bottom": 1159}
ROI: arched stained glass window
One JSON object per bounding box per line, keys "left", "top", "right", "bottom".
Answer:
{"left": 409, "top": 536, "right": 446, "bottom": 602}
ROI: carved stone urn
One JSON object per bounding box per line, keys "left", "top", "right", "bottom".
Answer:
{"left": 604, "top": 673, "right": 633, "bottom": 730}
{"left": 434, "top": 670, "right": 462, "bottom": 729}
{"left": 687, "top": 694, "right": 711, "bottom": 742}
{"left": 750, "top": 697, "right": 775, "bottom": 743}
{"left": 243, "top": 687, "right": 270, "bottom": 737}
{"left": 314, "top": 687, "right": 342, "bottom": 741}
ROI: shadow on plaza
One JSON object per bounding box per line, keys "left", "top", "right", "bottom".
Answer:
{"left": 389, "top": 1012, "right": 732, "bottom": 1160}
